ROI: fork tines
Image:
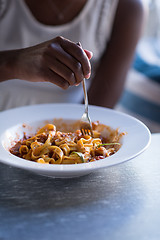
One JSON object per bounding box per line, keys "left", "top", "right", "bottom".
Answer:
{"left": 80, "top": 122, "right": 93, "bottom": 136}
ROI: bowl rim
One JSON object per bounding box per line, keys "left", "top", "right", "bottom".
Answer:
{"left": 0, "top": 103, "right": 151, "bottom": 175}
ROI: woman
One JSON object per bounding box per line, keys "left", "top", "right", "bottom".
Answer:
{"left": 0, "top": 0, "right": 145, "bottom": 110}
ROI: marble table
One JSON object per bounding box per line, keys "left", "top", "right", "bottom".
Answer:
{"left": 0, "top": 133, "right": 160, "bottom": 240}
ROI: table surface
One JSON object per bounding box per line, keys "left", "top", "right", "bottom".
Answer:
{"left": 0, "top": 133, "right": 160, "bottom": 240}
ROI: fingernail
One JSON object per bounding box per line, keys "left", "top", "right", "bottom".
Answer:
{"left": 89, "top": 51, "right": 93, "bottom": 58}
{"left": 77, "top": 42, "right": 82, "bottom": 47}
{"left": 85, "top": 73, "right": 91, "bottom": 79}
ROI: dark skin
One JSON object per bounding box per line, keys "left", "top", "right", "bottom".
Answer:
{"left": 88, "top": 0, "right": 147, "bottom": 107}
{"left": 0, "top": 0, "right": 146, "bottom": 108}
{"left": 0, "top": 37, "right": 92, "bottom": 89}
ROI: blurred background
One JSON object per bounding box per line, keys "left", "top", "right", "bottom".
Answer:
{"left": 116, "top": 0, "right": 160, "bottom": 133}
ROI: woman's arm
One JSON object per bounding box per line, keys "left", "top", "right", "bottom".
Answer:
{"left": 0, "top": 50, "right": 19, "bottom": 82}
{"left": 0, "top": 36, "right": 92, "bottom": 88}
{"left": 88, "top": 0, "right": 147, "bottom": 108}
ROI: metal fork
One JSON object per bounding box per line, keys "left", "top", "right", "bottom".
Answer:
{"left": 76, "top": 41, "right": 93, "bottom": 136}
{"left": 80, "top": 78, "right": 93, "bottom": 136}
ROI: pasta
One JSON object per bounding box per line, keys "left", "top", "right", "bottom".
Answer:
{"left": 9, "top": 120, "right": 125, "bottom": 164}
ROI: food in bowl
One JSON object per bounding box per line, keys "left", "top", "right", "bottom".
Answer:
{"left": 9, "top": 119, "right": 125, "bottom": 164}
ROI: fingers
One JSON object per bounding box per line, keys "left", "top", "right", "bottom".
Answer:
{"left": 47, "top": 44, "right": 83, "bottom": 85}
{"left": 59, "top": 37, "right": 91, "bottom": 79}
{"left": 45, "top": 54, "right": 77, "bottom": 86}
{"left": 15, "top": 37, "right": 93, "bottom": 89}
{"left": 26, "top": 36, "right": 93, "bottom": 88}
{"left": 41, "top": 68, "right": 70, "bottom": 90}
{"left": 84, "top": 49, "right": 93, "bottom": 60}
{"left": 47, "top": 36, "right": 92, "bottom": 85}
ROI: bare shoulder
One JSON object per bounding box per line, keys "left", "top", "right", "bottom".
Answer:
{"left": 118, "top": 0, "right": 146, "bottom": 10}
{"left": 117, "top": 0, "right": 147, "bottom": 20}
{"left": 113, "top": 0, "right": 148, "bottom": 35}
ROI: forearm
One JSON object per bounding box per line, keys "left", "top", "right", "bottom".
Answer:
{"left": 0, "top": 50, "right": 21, "bottom": 82}
{"left": 88, "top": 55, "right": 128, "bottom": 109}
{"left": 88, "top": 0, "right": 147, "bottom": 109}
{"left": 88, "top": 36, "right": 135, "bottom": 109}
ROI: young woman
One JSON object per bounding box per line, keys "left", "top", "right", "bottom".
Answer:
{"left": 0, "top": 0, "right": 145, "bottom": 110}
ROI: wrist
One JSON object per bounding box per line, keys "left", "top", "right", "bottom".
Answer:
{"left": 0, "top": 49, "right": 22, "bottom": 82}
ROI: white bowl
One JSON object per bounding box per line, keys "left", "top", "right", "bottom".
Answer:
{"left": 0, "top": 103, "right": 151, "bottom": 178}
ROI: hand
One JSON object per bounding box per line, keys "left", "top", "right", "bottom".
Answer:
{"left": 14, "top": 36, "right": 92, "bottom": 89}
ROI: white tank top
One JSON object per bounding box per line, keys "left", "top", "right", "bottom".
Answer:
{"left": 0, "top": 0, "right": 118, "bottom": 110}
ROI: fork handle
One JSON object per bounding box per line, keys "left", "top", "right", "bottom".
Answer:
{"left": 82, "top": 79, "right": 88, "bottom": 114}
{"left": 76, "top": 42, "right": 89, "bottom": 114}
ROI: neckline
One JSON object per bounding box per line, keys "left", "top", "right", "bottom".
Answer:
{"left": 19, "top": 0, "right": 93, "bottom": 31}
